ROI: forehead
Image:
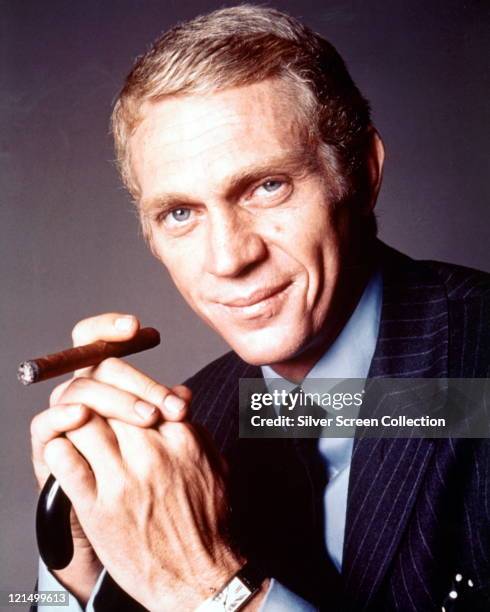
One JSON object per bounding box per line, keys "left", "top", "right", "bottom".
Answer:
{"left": 129, "top": 80, "right": 308, "bottom": 200}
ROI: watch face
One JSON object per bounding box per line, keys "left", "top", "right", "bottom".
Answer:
{"left": 214, "top": 576, "right": 253, "bottom": 611}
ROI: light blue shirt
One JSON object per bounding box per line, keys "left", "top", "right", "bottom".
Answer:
{"left": 38, "top": 272, "right": 382, "bottom": 611}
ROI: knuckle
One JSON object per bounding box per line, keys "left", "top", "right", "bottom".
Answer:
{"left": 143, "top": 379, "right": 165, "bottom": 403}
{"left": 69, "top": 377, "right": 92, "bottom": 393}
{"left": 75, "top": 465, "right": 94, "bottom": 490}
{"left": 138, "top": 446, "right": 161, "bottom": 474}
{"left": 136, "top": 439, "right": 169, "bottom": 477}
{"left": 49, "top": 387, "right": 58, "bottom": 407}
{"left": 71, "top": 320, "right": 86, "bottom": 344}
{"left": 43, "top": 437, "right": 64, "bottom": 461}
{"left": 30, "top": 414, "right": 42, "bottom": 439}
{"left": 71, "top": 315, "right": 100, "bottom": 344}
{"left": 56, "top": 377, "right": 93, "bottom": 404}
{"left": 49, "top": 381, "right": 68, "bottom": 406}
{"left": 98, "top": 357, "right": 123, "bottom": 377}
{"left": 161, "top": 422, "right": 196, "bottom": 454}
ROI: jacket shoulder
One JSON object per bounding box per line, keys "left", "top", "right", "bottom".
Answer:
{"left": 379, "top": 242, "right": 490, "bottom": 301}
{"left": 421, "top": 260, "right": 490, "bottom": 376}
{"left": 422, "top": 259, "right": 490, "bottom": 301}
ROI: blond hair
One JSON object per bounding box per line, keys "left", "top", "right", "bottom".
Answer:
{"left": 111, "top": 4, "right": 371, "bottom": 205}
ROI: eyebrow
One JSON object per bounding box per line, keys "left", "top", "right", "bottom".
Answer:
{"left": 139, "top": 147, "right": 319, "bottom": 214}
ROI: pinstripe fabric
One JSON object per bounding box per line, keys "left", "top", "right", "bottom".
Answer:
{"left": 343, "top": 246, "right": 450, "bottom": 609}
{"left": 85, "top": 243, "right": 489, "bottom": 611}
{"left": 339, "top": 246, "right": 489, "bottom": 610}
{"left": 187, "top": 244, "right": 490, "bottom": 611}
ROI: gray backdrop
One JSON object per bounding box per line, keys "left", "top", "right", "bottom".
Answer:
{"left": 2, "top": 0, "right": 489, "bottom": 597}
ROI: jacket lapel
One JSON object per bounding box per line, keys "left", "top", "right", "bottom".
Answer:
{"left": 189, "top": 353, "right": 262, "bottom": 452}
{"left": 342, "top": 244, "right": 449, "bottom": 609}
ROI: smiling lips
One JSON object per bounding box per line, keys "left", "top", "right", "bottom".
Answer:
{"left": 217, "top": 281, "right": 292, "bottom": 319}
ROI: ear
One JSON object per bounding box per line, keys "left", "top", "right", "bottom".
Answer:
{"left": 363, "top": 126, "right": 385, "bottom": 213}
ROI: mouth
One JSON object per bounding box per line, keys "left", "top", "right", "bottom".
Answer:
{"left": 216, "top": 281, "right": 292, "bottom": 320}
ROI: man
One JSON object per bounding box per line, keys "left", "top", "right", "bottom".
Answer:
{"left": 31, "top": 5, "right": 489, "bottom": 611}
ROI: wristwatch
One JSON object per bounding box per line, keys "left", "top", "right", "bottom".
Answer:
{"left": 195, "top": 563, "right": 264, "bottom": 612}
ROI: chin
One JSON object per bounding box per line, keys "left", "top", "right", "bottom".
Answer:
{"left": 225, "top": 326, "right": 308, "bottom": 367}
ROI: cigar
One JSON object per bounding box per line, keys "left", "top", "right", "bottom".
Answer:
{"left": 17, "top": 327, "right": 160, "bottom": 385}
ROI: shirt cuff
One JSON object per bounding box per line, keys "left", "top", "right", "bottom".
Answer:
{"left": 37, "top": 558, "right": 105, "bottom": 612}
{"left": 259, "top": 578, "right": 318, "bottom": 611}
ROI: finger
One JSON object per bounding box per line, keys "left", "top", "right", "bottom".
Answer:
{"left": 65, "top": 411, "right": 122, "bottom": 483}
{"left": 91, "top": 358, "right": 189, "bottom": 421}
{"left": 108, "top": 419, "right": 173, "bottom": 477}
{"left": 72, "top": 313, "right": 140, "bottom": 377}
{"left": 44, "top": 437, "right": 96, "bottom": 511}
{"left": 31, "top": 404, "right": 91, "bottom": 482}
{"left": 57, "top": 377, "right": 160, "bottom": 426}
{"left": 172, "top": 384, "right": 193, "bottom": 405}
{"left": 72, "top": 313, "right": 140, "bottom": 346}
{"left": 49, "top": 379, "right": 73, "bottom": 407}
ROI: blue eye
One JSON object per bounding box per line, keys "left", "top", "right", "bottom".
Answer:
{"left": 261, "top": 180, "right": 282, "bottom": 192}
{"left": 171, "top": 208, "right": 191, "bottom": 222}
{"left": 250, "top": 178, "right": 290, "bottom": 205}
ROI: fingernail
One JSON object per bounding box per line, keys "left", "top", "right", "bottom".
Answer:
{"left": 134, "top": 400, "right": 156, "bottom": 420}
{"left": 164, "top": 395, "right": 186, "bottom": 415}
{"left": 115, "top": 316, "right": 134, "bottom": 331}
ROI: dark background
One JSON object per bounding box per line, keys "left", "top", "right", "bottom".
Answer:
{"left": 1, "top": 0, "right": 488, "bottom": 595}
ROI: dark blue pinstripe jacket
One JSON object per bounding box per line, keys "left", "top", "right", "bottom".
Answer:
{"left": 92, "top": 243, "right": 490, "bottom": 611}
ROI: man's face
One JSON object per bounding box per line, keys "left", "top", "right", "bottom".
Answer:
{"left": 130, "top": 79, "right": 358, "bottom": 366}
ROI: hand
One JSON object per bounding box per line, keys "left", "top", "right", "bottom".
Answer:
{"left": 43, "top": 414, "right": 245, "bottom": 611}
{"left": 30, "top": 313, "right": 191, "bottom": 603}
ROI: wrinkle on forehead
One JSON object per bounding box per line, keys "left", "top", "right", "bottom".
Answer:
{"left": 129, "top": 79, "right": 313, "bottom": 193}
{"left": 136, "top": 77, "right": 308, "bottom": 139}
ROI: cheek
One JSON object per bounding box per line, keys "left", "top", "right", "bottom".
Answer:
{"left": 269, "top": 210, "right": 343, "bottom": 311}
{"left": 267, "top": 208, "right": 335, "bottom": 269}
{"left": 168, "top": 261, "right": 200, "bottom": 299}
{"left": 152, "top": 238, "right": 201, "bottom": 294}
{"left": 270, "top": 194, "right": 335, "bottom": 237}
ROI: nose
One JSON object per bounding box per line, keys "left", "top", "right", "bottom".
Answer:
{"left": 204, "top": 207, "right": 267, "bottom": 277}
